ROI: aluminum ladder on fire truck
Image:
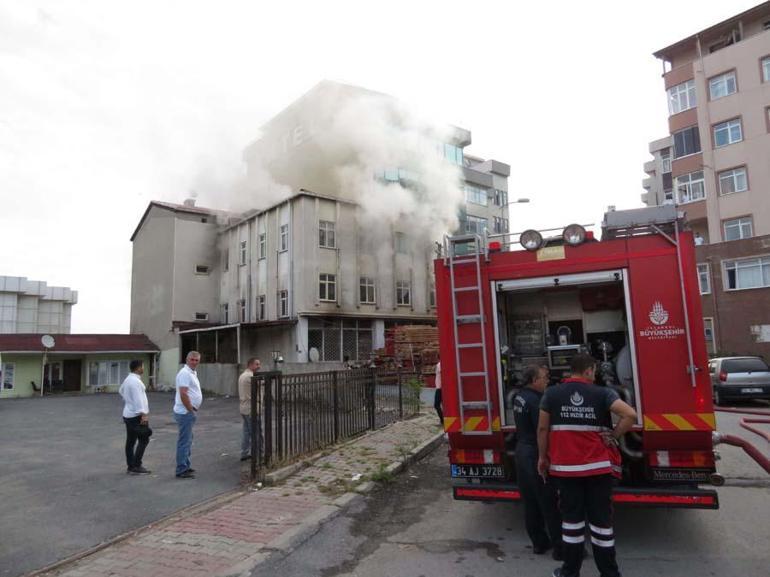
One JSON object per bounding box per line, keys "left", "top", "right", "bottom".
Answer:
{"left": 445, "top": 234, "right": 494, "bottom": 436}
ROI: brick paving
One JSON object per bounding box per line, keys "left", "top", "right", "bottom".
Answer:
{"left": 44, "top": 413, "right": 441, "bottom": 577}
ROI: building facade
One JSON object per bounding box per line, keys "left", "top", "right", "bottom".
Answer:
{"left": 131, "top": 82, "right": 511, "bottom": 387}
{"left": 0, "top": 276, "right": 77, "bottom": 334}
{"left": 643, "top": 2, "right": 770, "bottom": 356}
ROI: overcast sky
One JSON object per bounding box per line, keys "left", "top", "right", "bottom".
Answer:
{"left": 0, "top": 0, "right": 759, "bottom": 333}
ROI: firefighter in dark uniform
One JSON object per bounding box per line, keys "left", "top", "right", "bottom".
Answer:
{"left": 513, "top": 365, "right": 563, "bottom": 560}
{"left": 537, "top": 353, "right": 637, "bottom": 577}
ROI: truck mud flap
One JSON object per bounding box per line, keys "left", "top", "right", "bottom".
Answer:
{"left": 453, "top": 481, "right": 719, "bottom": 509}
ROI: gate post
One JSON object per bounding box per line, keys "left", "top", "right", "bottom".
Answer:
{"left": 263, "top": 373, "right": 274, "bottom": 467}
{"left": 275, "top": 372, "right": 284, "bottom": 462}
{"left": 250, "top": 374, "right": 259, "bottom": 481}
{"left": 368, "top": 367, "right": 377, "bottom": 430}
{"left": 332, "top": 370, "right": 339, "bottom": 443}
{"left": 397, "top": 366, "right": 403, "bottom": 419}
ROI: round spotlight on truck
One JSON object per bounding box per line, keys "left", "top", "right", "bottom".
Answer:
{"left": 562, "top": 224, "right": 587, "bottom": 246}
{"left": 520, "top": 229, "right": 543, "bottom": 251}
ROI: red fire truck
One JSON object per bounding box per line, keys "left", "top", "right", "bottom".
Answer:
{"left": 435, "top": 206, "right": 721, "bottom": 509}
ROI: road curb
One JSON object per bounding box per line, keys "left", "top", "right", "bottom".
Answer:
{"left": 246, "top": 430, "right": 445, "bottom": 572}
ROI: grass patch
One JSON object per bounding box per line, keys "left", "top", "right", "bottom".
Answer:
{"left": 370, "top": 464, "right": 395, "bottom": 484}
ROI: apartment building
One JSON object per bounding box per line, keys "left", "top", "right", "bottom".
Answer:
{"left": 643, "top": 1, "right": 770, "bottom": 356}
{"left": 641, "top": 136, "right": 674, "bottom": 207}
{"left": 0, "top": 276, "right": 77, "bottom": 334}
{"left": 462, "top": 154, "right": 512, "bottom": 236}
{"left": 131, "top": 82, "right": 511, "bottom": 387}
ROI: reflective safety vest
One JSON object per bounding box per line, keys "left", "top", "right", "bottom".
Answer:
{"left": 541, "top": 379, "right": 622, "bottom": 478}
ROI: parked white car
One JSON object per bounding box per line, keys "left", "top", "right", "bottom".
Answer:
{"left": 708, "top": 356, "right": 770, "bottom": 406}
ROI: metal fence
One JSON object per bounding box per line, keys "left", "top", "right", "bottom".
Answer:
{"left": 249, "top": 368, "right": 421, "bottom": 479}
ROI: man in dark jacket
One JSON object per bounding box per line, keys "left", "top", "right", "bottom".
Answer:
{"left": 538, "top": 353, "right": 637, "bottom": 577}
{"left": 513, "top": 365, "right": 563, "bottom": 560}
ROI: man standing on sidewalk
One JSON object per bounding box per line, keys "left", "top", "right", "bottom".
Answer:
{"left": 537, "top": 353, "right": 637, "bottom": 577}
{"left": 119, "top": 360, "right": 151, "bottom": 474}
{"left": 238, "top": 357, "right": 262, "bottom": 462}
{"left": 174, "top": 351, "right": 203, "bottom": 479}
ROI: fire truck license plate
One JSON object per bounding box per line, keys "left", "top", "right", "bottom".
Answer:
{"left": 451, "top": 464, "right": 504, "bottom": 478}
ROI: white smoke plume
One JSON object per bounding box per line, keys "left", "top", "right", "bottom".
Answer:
{"left": 235, "top": 81, "right": 465, "bottom": 242}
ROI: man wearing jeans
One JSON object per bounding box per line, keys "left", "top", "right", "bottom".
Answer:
{"left": 238, "top": 357, "right": 262, "bottom": 461}
{"left": 174, "top": 351, "right": 203, "bottom": 479}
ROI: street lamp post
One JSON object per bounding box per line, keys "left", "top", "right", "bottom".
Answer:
{"left": 502, "top": 197, "right": 530, "bottom": 233}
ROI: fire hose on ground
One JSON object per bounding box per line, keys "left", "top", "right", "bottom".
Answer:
{"left": 712, "top": 407, "right": 770, "bottom": 476}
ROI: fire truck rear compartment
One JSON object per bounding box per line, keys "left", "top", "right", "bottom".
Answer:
{"left": 494, "top": 274, "right": 639, "bottom": 424}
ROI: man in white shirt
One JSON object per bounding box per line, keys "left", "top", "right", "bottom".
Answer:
{"left": 118, "top": 360, "right": 151, "bottom": 474}
{"left": 174, "top": 350, "right": 203, "bottom": 479}
{"left": 238, "top": 357, "right": 262, "bottom": 461}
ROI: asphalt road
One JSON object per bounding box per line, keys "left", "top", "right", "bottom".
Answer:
{"left": 255, "top": 407, "right": 770, "bottom": 577}
{"left": 0, "top": 392, "right": 244, "bottom": 577}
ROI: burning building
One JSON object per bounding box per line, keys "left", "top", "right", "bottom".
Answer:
{"left": 130, "top": 81, "right": 510, "bottom": 389}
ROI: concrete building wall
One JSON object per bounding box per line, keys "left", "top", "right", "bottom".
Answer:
{"left": 131, "top": 205, "right": 224, "bottom": 388}
{"left": 172, "top": 217, "right": 221, "bottom": 324}
{"left": 194, "top": 363, "right": 240, "bottom": 396}
{"left": 130, "top": 206, "right": 176, "bottom": 349}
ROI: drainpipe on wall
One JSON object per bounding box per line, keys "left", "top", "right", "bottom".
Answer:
{"left": 236, "top": 324, "right": 241, "bottom": 366}
{"left": 708, "top": 255, "right": 724, "bottom": 355}
{"left": 289, "top": 200, "right": 294, "bottom": 318}
{"left": 695, "top": 33, "right": 721, "bottom": 239}
{"left": 335, "top": 200, "right": 341, "bottom": 309}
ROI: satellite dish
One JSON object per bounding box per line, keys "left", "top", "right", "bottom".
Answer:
{"left": 41, "top": 335, "right": 55, "bottom": 349}
{"left": 308, "top": 347, "right": 320, "bottom": 362}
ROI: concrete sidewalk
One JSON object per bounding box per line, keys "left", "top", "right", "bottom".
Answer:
{"left": 39, "top": 413, "right": 443, "bottom": 577}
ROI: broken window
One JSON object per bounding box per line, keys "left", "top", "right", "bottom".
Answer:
{"left": 396, "top": 280, "right": 411, "bottom": 306}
